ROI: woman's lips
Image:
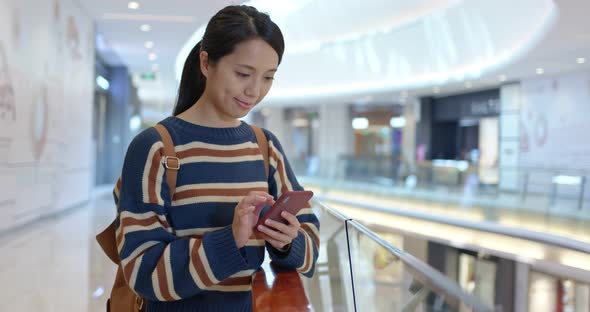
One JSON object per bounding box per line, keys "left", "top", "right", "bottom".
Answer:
{"left": 235, "top": 98, "right": 253, "bottom": 109}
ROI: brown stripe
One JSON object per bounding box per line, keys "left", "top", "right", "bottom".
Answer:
{"left": 173, "top": 187, "right": 268, "bottom": 201}
{"left": 191, "top": 240, "right": 214, "bottom": 287}
{"left": 269, "top": 148, "right": 290, "bottom": 195}
{"left": 121, "top": 215, "right": 171, "bottom": 229}
{"left": 156, "top": 256, "right": 175, "bottom": 301}
{"left": 219, "top": 276, "right": 252, "bottom": 286}
{"left": 116, "top": 177, "right": 122, "bottom": 190}
{"left": 301, "top": 223, "right": 320, "bottom": 248}
{"left": 116, "top": 228, "right": 124, "bottom": 249}
{"left": 177, "top": 147, "right": 260, "bottom": 159}
{"left": 123, "top": 258, "right": 136, "bottom": 282}
{"left": 147, "top": 149, "right": 163, "bottom": 204}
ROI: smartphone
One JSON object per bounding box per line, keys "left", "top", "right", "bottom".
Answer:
{"left": 256, "top": 190, "right": 314, "bottom": 229}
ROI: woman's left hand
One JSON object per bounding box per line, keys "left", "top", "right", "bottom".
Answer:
{"left": 257, "top": 211, "right": 300, "bottom": 250}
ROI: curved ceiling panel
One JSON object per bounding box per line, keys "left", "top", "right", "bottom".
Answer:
{"left": 176, "top": 0, "right": 557, "bottom": 104}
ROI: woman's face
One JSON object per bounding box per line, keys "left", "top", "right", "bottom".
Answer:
{"left": 202, "top": 38, "right": 279, "bottom": 121}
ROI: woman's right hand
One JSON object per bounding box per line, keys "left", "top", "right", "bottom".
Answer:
{"left": 232, "top": 191, "right": 274, "bottom": 248}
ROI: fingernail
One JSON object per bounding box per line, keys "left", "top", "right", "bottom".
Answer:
{"left": 265, "top": 219, "right": 271, "bottom": 225}
{"left": 256, "top": 195, "right": 266, "bottom": 200}
{"left": 258, "top": 225, "right": 264, "bottom": 231}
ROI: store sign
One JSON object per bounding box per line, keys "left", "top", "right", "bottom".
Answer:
{"left": 468, "top": 99, "right": 500, "bottom": 116}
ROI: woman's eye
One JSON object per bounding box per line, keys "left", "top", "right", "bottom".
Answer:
{"left": 236, "top": 72, "right": 249, "bottom": 78}
{"left": 265, "top": 76, "right": 275, "bottom": 81}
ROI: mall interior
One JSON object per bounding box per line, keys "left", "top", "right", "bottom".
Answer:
{"left": 1, "top": 0, "right": 590, "bottom": 311}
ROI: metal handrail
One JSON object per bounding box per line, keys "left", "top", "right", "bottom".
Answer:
{"left": 311, "top": 199, "right": 494, "bottom": 312}
{"left": 347, "top": 219, "right": 493, "bottom": 312}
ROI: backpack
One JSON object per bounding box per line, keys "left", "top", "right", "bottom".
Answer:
{"left": 95, "top": 123, "right": 270, "bottom": 312}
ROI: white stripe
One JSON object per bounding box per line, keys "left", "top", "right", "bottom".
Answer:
{"left": 116, "top": 223, "right": 124, "bottom": 254}
{"left": 164, "top": 245, "right": 182, "bottom": 300}
{"left": 198, "top": 243, "right": 220, "bottom": 284}
{"left": 230, "top": 269, "right": 256, "bottom": 278}
{"left": 208, "top": 285, "right": 252, "bottom": 292}
{"left": 298, "top": 232, "right": 312, "bottom": 273}
{"left": 245, "top": 239, "right": 265, "bottom": 247}
{"left": 270, "top": 141, "right": 293, "bottom": 191}
{"left": 172, "top": 196, "right": 244, "bottom": 207}
{"left": 176, "top": 226, "right": 224, "bottom": 237}
{"left": 297, "top": 208, "right": 314, "bottom": 216}
{"left": 124, "top": 223, "right": 166, "bottom": 235}
{"left": 175, "top": 182, "right": 268, "bottom": 193}
{"left": 270, "top": 159, "right": 283, "bottom": 195}
{"left": 175, "top": 141, "right": 259, "bottom": 153}
{"left": 155, "top": 158, "right": 165, "bottom": 206}
{"left": 180, "top": 155, "right": 262, "bottom": 165}
{"left": 302, "top": 223, "right": 320, "bottom": 244}
{"left": 152, "top": 267, "right": 165, "bottom": 301}
{"left": 114, "top": 183, "right": 120, "bottom": 199}
{"left": 142, "top": 142, "right": 164, "bottom": 204}
{"left": 188, "top": 240, "right": 207, "bottom": 290}
{"left": 121, "top": 241, "right": 159, "bottom": 267}
{"left": 128, "top": 255, "right": 143, "bottom": 290}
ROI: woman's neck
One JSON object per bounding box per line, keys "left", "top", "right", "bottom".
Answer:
{"left": 177, "top": 98, "right": 240, "bottom": 128}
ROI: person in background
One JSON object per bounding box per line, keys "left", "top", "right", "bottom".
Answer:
{"left": 115, "top": 5, "right": 319, "bottom": 311}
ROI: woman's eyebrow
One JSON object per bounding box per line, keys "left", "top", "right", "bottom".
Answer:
{"left": 236, "top": 64, "right": 277, "bottom": 73}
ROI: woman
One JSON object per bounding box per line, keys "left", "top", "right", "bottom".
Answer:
{"left": 115, "top": 5, "right": 320, "bottom": 311}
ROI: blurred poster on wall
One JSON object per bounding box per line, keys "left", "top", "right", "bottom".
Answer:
{"left": 520, "top": 71, "right": 590, "bottom": 170}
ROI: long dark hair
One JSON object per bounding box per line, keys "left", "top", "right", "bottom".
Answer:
{"left": 173, "top": 5, "right": 285, "bottom": 116}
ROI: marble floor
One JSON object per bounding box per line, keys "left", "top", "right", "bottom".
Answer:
{"left": 0, "top": 188, "right": 115, "bottom": 312}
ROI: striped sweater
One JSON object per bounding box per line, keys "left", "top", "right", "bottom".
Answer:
{"left": 113, "top": 117, "right": 320, "bottom": 311}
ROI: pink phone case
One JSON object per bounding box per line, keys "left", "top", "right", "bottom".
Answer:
{"left": 256, "top": 190, "right": 314, "bottom": 228}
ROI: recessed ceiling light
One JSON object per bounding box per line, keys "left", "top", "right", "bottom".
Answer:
{"left": 499, "top": 75, "right": 507, "bottom": 82}
{"left": 433, "top": 86, "right": 440, "bottom": 94}
{"left": 128, "top": 2, "right": 140, "bottom": 10}
{"left": 148, "top": 53, "right": 157, "bottom": 61}
{"left": 144, "top": 41, "right": 154, "bottom": 49}
{"left": 536, "top": 68, "right": 544, "bottom": 75}
{"left": 465, "top": 81, "right": 472, "bottom": 88}
{"left": 140, "top": 24, "right": 151, "bottom": 32}
{"left": 577, "top": 57, "right": 586, "bottom": 64}
{"left": 152, "top": 64, "right": 159, "bottom": 71}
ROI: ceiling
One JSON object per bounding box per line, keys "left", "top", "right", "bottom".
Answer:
{"left": 79, "top": 0, "right": 590, "bottom": 119}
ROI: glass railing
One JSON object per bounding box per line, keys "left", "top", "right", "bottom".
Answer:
{"left": 292, "top": 157, "right": 590, "bottom": 243}
{"left": 301, "top": 199, "right": 494, "bottom": 312}
{"left": 294, "top": 157, "right": 588, "bottom": 209}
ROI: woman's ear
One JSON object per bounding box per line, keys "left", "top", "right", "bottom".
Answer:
{"left": 199, "top": 51, "right": 210, "bottom": 78}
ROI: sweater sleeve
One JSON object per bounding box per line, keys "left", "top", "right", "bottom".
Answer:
{"left": 262, "top": 129, "right": 320, "bottom": 278}
{"left": 114, "top": 128, "right": 249, "bottom": 301}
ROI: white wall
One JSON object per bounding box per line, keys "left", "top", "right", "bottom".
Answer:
{"left": 0, "top": 0, "right": 95, "bottom": 231}
{"left": 520, "top": 71, "right": 590, "bottom": 170}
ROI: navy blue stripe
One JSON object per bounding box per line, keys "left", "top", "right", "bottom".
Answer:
{"left": 176, "top": 161, "right": 267, "bottom": 185}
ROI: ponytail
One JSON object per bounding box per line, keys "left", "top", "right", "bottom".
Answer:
{"left": 173, "top": 41, "right": 206, "bottom": 116}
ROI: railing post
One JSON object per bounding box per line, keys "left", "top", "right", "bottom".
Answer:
{"left": 579, "top": 176, "right": 586, "bottom": 210}
{"left": 521, "top": 172, "right": 529, "bottom": 202}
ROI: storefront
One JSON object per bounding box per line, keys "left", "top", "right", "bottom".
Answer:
{"left": 347, "top": 104, "right": 405, "bottom": 182}
{"left": 418, "top": 89, "right": 500, "bottom": 186}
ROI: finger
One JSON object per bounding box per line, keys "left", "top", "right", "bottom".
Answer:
{"left": 238, "top": 205, "right": 255, "bottom": 217}
{"left": 257, "top": 225, "right": 291, "bottom": 243}
{"left": 263, "top": 219, "right": 297, "bottom": 238}
{"left": 245, "top": 194, "right": 273, "bottom": 206}
{"left": 281, "top": 211, "right": 301, "bottom": 228}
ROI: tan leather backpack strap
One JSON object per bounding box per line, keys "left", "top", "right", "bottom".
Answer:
{"left": 154, "top": 124, "right": 178, "bottom": 196}
{"left": 251, "top": 125, "right": 269, "bottom": 178}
